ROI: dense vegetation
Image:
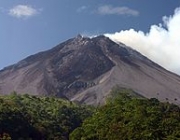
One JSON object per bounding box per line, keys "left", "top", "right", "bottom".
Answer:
{"left": 1, "top": 89, "right": 180, "bottom": 140}
{"left": 0, "top": 92, "right": 93, "bottom": 140}
{"left": 70, "top": 89, "right": 180, "bottom": 140}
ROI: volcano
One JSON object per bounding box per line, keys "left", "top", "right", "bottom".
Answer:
{"left": 0, "top": 35, "right": 180, "bottom": 105}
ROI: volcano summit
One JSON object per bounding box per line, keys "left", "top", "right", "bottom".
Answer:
{"left": 0, "top": 35, "right": 180, "bottom": 105}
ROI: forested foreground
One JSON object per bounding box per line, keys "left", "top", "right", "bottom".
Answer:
{"left": 70, "top": 90, "right": 180, "bottom": 140}
{"left": 0, "top": 93, "right": 93, "bottom": 140}
{"left": 1, "top": 90, "right": 180, "bottom": 140}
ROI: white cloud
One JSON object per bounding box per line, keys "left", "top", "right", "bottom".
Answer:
{"left": 105, "top": 7, "right": 180, "bottom": 75}
{"left": 77, "top": 6, "right": 87, "bottom": 13}
{"left": 97, "top": 5, "right": 139, "bottom": 16}
{"left": 9, "top": 5, "right": 41, "bottom": 18}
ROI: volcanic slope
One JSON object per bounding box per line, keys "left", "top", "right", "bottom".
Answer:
{"left": 0, "top": 35, "right": 180, "bottom": 105}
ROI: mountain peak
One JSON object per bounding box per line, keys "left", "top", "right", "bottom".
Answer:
{"left": 76, "top": 34, "right": 83, "bottom": 38}
{"left": 0, "top": 35, "right": 180, "bottom": 105}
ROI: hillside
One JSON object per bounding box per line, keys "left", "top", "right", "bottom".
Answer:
{"left": 0, "top": 93, "right": 93, "bottom": 140}
{"left": 0, "top": 35, "right": 180, "bottom": 105}
{"left": 1, "top": 90, "right": 180, "bottom": 139}
{"left": 70, "top": 89, "right": 180, "bottom": 140}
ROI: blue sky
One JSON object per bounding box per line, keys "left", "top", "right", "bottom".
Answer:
{"left": 0, "top": 0, "right": 180, "bottom": 73}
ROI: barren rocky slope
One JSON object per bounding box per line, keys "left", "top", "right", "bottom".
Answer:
{"left": 0, "top": 35, "right": 180, "bottom": 105}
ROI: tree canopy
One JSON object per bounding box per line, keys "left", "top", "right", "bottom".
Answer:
{"left": 70, "top": 89, "right": 180, "bottom": 140}
{"left": 1, "top": 89, "right": 180, "bottom": 140}
{"left": 0, "top": 93, "right": 93, "bottom": 140}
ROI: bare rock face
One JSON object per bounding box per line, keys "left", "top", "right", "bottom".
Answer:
{"left": 0, "top": 35, "right": 180, "bottom": 105}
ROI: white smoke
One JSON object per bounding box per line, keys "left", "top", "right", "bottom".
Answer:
{"left": 105, "top": 7, "right": 180, "bottom": 75}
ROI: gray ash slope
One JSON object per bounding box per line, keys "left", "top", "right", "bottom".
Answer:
{"left": 0, "top": 35, "right": 180, "bottom": 105}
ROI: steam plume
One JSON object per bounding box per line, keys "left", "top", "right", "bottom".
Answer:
{"left": 105, "top": 7, "right": 180, "bottom": 75}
